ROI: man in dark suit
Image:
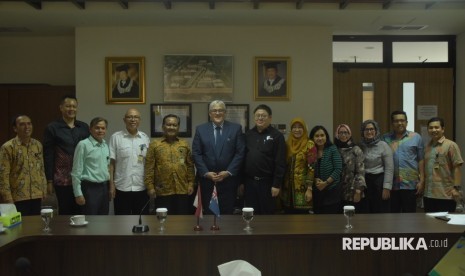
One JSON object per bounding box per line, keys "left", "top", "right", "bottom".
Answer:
{"left": 192, "top": 100, "right": 245, "bottom": 214}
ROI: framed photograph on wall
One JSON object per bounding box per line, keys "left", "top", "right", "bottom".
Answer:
{"left": 163, "top": 55, "right": 233, "bottom": 102}
{"left": 207, "top": 104, "right": 249, "bottom": 133}
{"left": 105, "top": 57, "right": 145, "bottom": 104}
{"left": 150, "top": 104, "right": 192, "bottom": 137}
{"left": 254, "top": 56, "right": 291, "bottom": 101}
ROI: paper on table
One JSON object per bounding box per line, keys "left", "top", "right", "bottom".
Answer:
{"left": 447, "top": 214, "right": 465, "bottom": 225}
{"left": 218, "top": 260, "right": 262, "bottom": 276}
{"left": 426, "top": 212, "right": 449, "bottom": 217}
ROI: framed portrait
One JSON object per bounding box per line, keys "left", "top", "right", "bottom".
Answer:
{"left": 207, "top": 104, "right": 249, "bottom": 133}
{"left": 163, "top": 55, "right": 233, "bottom": 102}
{"left": 105, "top": 57, "right": 145, "bottom": 104}
{"left": 254, "top": 56, "right": 291, "bottom": 101}
{"left": 150, "top": 104, "right": 192, "bottom": 138}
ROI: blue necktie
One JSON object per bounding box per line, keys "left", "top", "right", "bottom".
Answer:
{"left": 215, "top": 126, "right": 222, "bottom": 153}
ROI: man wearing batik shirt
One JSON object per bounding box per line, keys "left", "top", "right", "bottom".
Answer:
{"left": 424, "top": 117, "right": 463, "bottom": 213}
{"left": 0, "top": 115, "right": 47, "bottom": 215}
{"left": 44, "top": 95, "right": 89, "bottom": 215}
{"left": 144, "top": 114, "right": 195, "bottom": 215}
{"left": 383, "top": 111, "right": 424, "bottom": 213}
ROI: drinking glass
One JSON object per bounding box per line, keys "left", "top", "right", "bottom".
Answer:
{"left": 156, "top": 208, "right": 168, "bottom": 232}
{"left": 242, "top": 207, "right": 254, "bottom": 231}
{"left": 40, "top": 208, "right": 54, "bottom": 232}
{"left": 343, "top": 205, "right": 355, "bottom": 229}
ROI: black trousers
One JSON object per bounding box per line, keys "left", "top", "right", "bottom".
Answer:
{"left": 14, "top": 198, "right": 42, "bottom": 216}
{"left": 391, "top": 189, "right": 417, "bottom": 213}
{"left": 81, "top": 181, "right": 109, "bottom": 215}
{"left": 244, "top": 177, "right": 275, "bottom": 215}
{"left": 423, "top": 197, "right": 456, "bottom": 213}
{"left": 155, "top": 194, "right": 190, "bottom": 215}
{"left": 114, "top": 189, "right": 149, "bottom": 215}
{"left": 365, "top": 173, "right": 391, "bottom": 213}
{"left": 54, "top": 185, "right": 82, "bottom": 215}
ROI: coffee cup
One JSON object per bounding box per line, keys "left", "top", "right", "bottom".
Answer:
{"left": 70, "top": 215, "right": 86, "bottom": 225}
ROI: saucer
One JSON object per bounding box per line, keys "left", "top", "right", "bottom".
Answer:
{"left": 70, "top": 221, "right": 88, "bottom": 227}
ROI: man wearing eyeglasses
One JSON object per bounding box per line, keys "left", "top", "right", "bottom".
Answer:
{"left": 383, "top": 111, "right": 424, "bottom": 213}
{"left": 242, "top": 104, "right": 286, "bottom": 214}
{"left": 109, "top": 108, "right": 150, "bottom": 215}
{"left": 192, "top": 100, "right": 245, "bottom": 215}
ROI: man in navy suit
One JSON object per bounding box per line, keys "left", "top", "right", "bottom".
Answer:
{"left": 192, "top": 100, "right": 245, "bottom": 214}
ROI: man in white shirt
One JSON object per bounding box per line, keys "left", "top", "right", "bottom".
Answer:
{"left": 109, "top": 108, "right": 150, "bottom": 215}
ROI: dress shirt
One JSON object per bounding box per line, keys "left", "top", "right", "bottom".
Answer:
{"left": 244, "top": 126, "right": 286, "bottom": 188}
{"left": 0, "top": 137, "right": 47, "bottom": 202}
{"left": 383, "top": 131, "right": 424, "bottom": 190}
{"left": 144, "top": 137, "right": 195, "bottom": 196}
{"left": 424, "top": 136, "right": 464, "bottom": 200}
{"left": 109, "top": 129, "right": 150, "bottom": 191}
{"left": 71, "top": 136, "right": 110, "bottom": 197}
{"left": 43, "top": 118, "right": 90, "bottom": 185}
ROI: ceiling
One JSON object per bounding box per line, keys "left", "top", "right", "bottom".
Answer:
{"left": 1, "top": 0, "right": 465, "bottom": 36}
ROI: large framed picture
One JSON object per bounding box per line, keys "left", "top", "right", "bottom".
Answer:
{"left": 163, "top": 55, "right": 233, "bottom": 102}
{"left": 150, "top": 104, "right": 192, "bottom": 137}
{"left": 105, "top": 57, "right": 145, "bottom": 104}
{"left": 254, "top": 56, "right": 291, "bottom": 101}
{"left": 207, "top": 104, "right": 249, "bottom": 133}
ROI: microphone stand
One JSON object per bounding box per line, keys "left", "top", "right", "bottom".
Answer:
{"left": 132, "top": 198, "right": 152, "bottom": 233}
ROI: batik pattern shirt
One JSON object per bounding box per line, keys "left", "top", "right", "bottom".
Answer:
{"left": 144, "top": 138, "right": 195, "bottom": 196}
{"left": 0, "top": 137, "right": 47, "bottom": 202}
{"left": 424, "top": 136, "right": 463, "bottom": 200}
{"left": 383, "top": 131, "right": 424, "bottom": 190}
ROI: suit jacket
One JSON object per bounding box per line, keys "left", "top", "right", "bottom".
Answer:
{"left": 192, "top": 120, "right": 245, "bottom": 177}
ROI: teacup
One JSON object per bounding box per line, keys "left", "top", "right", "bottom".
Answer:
{"left": 70, "top": 215, "right": 86, "bottom": 225}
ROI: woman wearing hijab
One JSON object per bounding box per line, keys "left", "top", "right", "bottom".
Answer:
{"left": 359, "top": 120, "right": 394, "bottom": 213}
{"left": 281, "top": 118, "right": 317, "bottom": 213}
{"left": 334, "top": 124, "right": 367, "bottom": 212}
{"left": 309, "top": 125, "right": 343, "bottom": 214}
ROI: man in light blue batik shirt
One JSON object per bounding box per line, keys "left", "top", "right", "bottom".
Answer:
{"left": 383, "top": 111, "right": 424, "bottom": 213}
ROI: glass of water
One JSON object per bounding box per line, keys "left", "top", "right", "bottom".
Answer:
{"left": 343, "top": 205, "right": 355, "bottom": 229}
{"left": 242, "top": 207, "right": 254, "bottom": 231}
{"left": 156, "top": 208, "right": 168, "bottom": 232}
{"left": 40, "top": 208, "right": 54, "bottom": 232}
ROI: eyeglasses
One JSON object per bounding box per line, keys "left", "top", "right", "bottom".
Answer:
{"left": 254, "top": 114, "right": 269, "bottom": 119}
{"left": 393, "top": 119, "right": 407, "bottom": 124}
{"left": 364, "top": 128, "right": 375, "bottom": 132}
{"left": 338, "top": 131, "right": 350, "bottom": 136}
{"left": 125, "top": 116, "right": 140, "bottom": 120}
{"left": 210, "top": 109, "right": 225, "bottom": 114}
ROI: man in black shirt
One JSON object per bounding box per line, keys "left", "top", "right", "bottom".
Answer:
{"left": 43, "top": 95, "right": 90, "bottom": 215}
{"left": 243, "top": 104, "right": 286, "bottom": 214}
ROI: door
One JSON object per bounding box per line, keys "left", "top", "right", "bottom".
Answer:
{"left": 334, "top": 68, "right": 454, "bottom": 142}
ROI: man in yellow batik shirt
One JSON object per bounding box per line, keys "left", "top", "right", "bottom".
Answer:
{"left": 0, "top": 115, "right": 47, "bottom": 215}
{"left": 144, "top": 114, "right": 195, "bottom": 215}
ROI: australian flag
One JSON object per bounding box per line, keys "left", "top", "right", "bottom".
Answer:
{"left": 209, "top": 185, "right": 220, "bottom": 217}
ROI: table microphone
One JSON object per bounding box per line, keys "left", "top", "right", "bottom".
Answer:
{"left": 132, "top": 198, "right": 152, "bottom": 233}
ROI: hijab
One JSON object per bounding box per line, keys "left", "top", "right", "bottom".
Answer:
{"left": 286, "top": 117, "right": 309, "bottom": 160}
{"left": 360, "top": 119, "right": 381, "bottom": 146}
{"left": 334, "top": 124, "right": 354, "bottom": 148}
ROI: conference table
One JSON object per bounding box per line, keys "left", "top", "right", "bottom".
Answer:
{"left": 0, "top": 213, "right": 463, "bottom": 276}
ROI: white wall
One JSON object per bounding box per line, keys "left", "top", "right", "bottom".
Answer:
{"left": 0, "top": 36, "right": 75, "bottom": 85}
{"left": 75, "top": 26, "right": 333, "bottom": 141}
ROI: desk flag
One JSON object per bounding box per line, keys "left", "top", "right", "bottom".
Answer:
{"left": 193, "top": 186, "right": 203, "bottom": 219}
{"left": 209, "top": 185, "right": 220, "bottom": 217}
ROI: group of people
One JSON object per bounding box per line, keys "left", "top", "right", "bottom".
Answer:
{"left": 0, "top": 97, "right": 463, "bottom": 218}
{"left": 283, "top": 111, "right": 463, "bottom": 215}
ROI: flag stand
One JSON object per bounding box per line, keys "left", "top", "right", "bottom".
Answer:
{"left": 210, "top": 216, "right": 220, "bottom": 231}
{"left": 194, "top": 217, "right": 203, "bottom": 231}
